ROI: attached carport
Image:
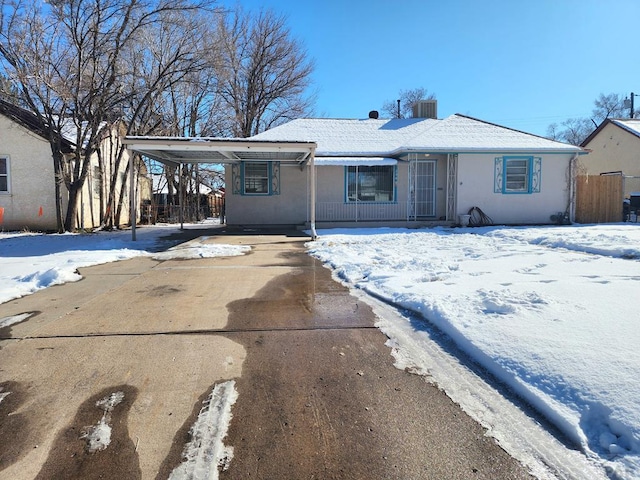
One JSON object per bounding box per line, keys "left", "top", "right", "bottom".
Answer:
{"left": 122, "top": 137, "right": 318, "bottom": 240}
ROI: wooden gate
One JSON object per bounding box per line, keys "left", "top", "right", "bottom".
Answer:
{"left": 575, "top": 174, "right": 623, "bottom": 223}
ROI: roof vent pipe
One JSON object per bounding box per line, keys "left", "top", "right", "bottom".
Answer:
{"left": 368, "top": 110, "right": 379, "bottom": 119}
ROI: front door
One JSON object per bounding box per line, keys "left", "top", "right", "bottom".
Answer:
{"left": 409, "top": 160, "right": 436, "bottom": 218}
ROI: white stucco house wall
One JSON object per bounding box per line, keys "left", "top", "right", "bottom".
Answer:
{"left": 0, "top": 102, "right": 68, "bottom": 231}
{"left": 229, "top": 112, "right": 585, "bottom": 227}
{"left": 0, "top": 100, "right": 148, "bottom": 231}
{"left": 579, "top": 118, "right": 640, "bottom": 197}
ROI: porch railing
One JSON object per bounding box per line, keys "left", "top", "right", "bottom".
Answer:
{"left": 316, "top": 202, "right": 410, "bottom": 222}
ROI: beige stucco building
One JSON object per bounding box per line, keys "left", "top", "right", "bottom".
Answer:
{"left": 0, "top": 101, "right": 149, "bottom": 231}
{"left": 579, "top": 119, "right": 640, "bottom": 197}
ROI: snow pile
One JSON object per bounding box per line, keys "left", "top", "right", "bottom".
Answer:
{"left": 308, "top": 225, "right": 640, "bottom": 479}
{"left": 169, "top": 381, "right": 238, "bottom": 480}
{"left": 81, "top": 391, "right": 125, "bottom": 453}
{"left": 152, "top": 237, "right": 250, "bottom": 261}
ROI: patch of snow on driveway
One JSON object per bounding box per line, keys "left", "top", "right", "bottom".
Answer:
{"left": 81, "top": 391, "right": 125, "bottom": 453}
{"left": 169, "top": 380, "right": 238, "bottom": 480}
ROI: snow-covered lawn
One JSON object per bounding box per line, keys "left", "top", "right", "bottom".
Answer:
{"left": 307, "top": 224, "right": 640, "bottom": 479}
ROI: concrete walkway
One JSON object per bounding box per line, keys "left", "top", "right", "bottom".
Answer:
{"left": 0, "top": 230, "right": 534, "bottom": 479}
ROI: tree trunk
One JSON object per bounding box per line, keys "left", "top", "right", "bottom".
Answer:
{"left": 51, "top": 149, "right": 66, "bottom": 233}
{"left": 113, "top": 159, "right": 131, "bottom": 227}
{"left": 64, "top": 182, "right": 81, "bottom": 231}
{"left": 102, "top": 147, "right": 123, "bottom": 228}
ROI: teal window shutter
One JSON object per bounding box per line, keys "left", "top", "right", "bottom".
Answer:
{"left": 271, "top": 162, "right": 280, "bottom": 195}
{"left": 232, "top": 164, "right": 241, "bottom": 194}
{"left": 494, "top": 157, "right": 503, "bottom": 193}
{"left": 531, "top": 157, "right": 542, "bottom": 193}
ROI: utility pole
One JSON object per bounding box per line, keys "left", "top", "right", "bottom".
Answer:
{"left": 625, "top": 92, "right": 638, "bottom": 118}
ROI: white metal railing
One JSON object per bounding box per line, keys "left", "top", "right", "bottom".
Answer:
{"left": 316, "top": 202, "right": 410, "bottom": 222}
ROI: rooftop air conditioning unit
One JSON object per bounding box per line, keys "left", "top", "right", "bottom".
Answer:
{"left": 412, "top": 100, "right": 437, "bottom": 119}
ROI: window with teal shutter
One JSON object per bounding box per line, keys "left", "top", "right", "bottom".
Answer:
{"left": 494, "top": 156, "right": 541, "bottom": 194}
{"left": 233, "top": 161, "right": 280, "bottom": 196}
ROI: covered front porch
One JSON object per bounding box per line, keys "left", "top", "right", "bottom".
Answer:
{"left": 314, "top": 153, "right": 459, "bottom": 225}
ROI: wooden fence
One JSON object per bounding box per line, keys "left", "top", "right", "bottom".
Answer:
{"left": 575, "top": 174, "right": 623, "bottom": 224}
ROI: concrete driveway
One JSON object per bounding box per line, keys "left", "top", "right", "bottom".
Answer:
{"left": 0, "top": 229, "right": 534, "bottom": 479}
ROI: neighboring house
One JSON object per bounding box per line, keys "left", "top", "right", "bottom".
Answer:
{"left": 232, "top": 108, "right": 585, "bottom": 227}
{"left": 579, "top": 118, "right": 640, "bottom": 197}
{"left": 0, "top": 100, "right": 149, "bottom": 231}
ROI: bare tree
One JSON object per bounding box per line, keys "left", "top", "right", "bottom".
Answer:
{"left": 382, "top": 87, "right": 436, "bottom": 119}
{"left": 592, "top": 93, "right": 627, "bottom": 123}
{"left": 109, "top": 7, "right": 213, "bottom": 227}
{"left": 217, "top": 8, "right": 315, "bottom": 137}
{"left": 0, "top": 0, "right": 205, "bottom": 231}
{"left": 546, "top": 92, "right": 637, "bottom": 146}
{"left": 546, "top": 118, "right": 592, "bottom": 146}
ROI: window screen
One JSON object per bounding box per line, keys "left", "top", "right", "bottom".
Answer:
{"left": 244, "top": 162, "right": 269, "bottom": 194}
{"left": 347, "top": 166, "right": 394, "bottom": 202}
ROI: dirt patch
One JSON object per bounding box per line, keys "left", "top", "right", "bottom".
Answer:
{"left": 34, "top": 385, "right": 140, "bottom": 480}
{"left": 143, "top": 285, "right": 184, "bottom": 297}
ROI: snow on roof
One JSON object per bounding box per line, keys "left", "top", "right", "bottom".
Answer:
{"left": 401, "top": 114, "right": 584, "bottom": 153}
{"left": 60, "top": 119, "right": 108, "bottom": 148}
{"left": 251, "top": 114, "right": 583, "bottom": 155}
{"left": 611, "top": 119, "right": 640, "bottom": 138}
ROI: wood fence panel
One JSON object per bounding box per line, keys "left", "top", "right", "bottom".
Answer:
{"left": 575, "top": 175, "right": 623, "bottom": 224}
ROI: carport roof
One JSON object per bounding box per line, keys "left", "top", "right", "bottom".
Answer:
{"left": 123, "top": 136, "right": 317, "bottom": 166}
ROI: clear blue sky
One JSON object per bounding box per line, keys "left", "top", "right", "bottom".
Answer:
{"left": 220, "top": 0, "right": 640, "bottom": 136}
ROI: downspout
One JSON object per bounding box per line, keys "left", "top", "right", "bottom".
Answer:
{"left": 310, "top": 148, "right": 317, "bottom": 239}
{"left": 568, "top": 153, "right": 578, "bottom": 223}
{"left": 129, "top": 149, "right": 136, "bottom": 241}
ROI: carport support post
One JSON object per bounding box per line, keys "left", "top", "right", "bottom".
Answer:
{"left": 310, "top": 149, "right": 317, "bottom": 239}
{"left": 179, "top": 162, "right": 184, "bottom": 230}
{"left": 130, "top": 149, "right": 136, "bottom": 241}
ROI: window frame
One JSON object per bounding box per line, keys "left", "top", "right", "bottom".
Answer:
{"left": 504, "top": 156, "right": 531, "bottom": 193}
{"left": 344, "top": 165, "right": 397, "bottom": 203}
{"left": 495, "top": 156, "right": 541, "bottom": 195}
{"left": 0, "top": 156, "right": 10, "bottom": 194}
{"left": 242, "top": 161, "right": 272, "bottom": 196}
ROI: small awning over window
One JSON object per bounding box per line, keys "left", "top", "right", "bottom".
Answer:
{"left": 314, "top": 157, "right": 398, "bottom": 166}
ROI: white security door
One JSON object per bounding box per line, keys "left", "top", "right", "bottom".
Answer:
{"left": 409, "top": 160, "right": 436, "bottom": 218}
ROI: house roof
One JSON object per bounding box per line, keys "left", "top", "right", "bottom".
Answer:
{"left": 581, "top": 118, "right": 640, "bottom": 146}
{"left": 251, "top": 114, "right": 584, "bottom": 156}
{"left": 0, "top": 98, "right": 75, "bottom": 153}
